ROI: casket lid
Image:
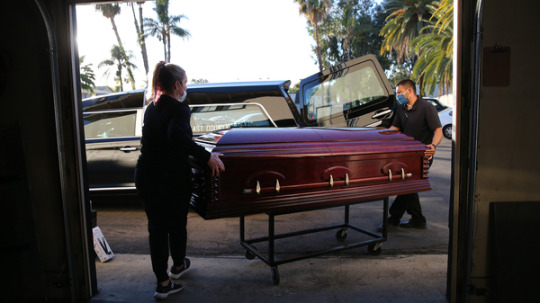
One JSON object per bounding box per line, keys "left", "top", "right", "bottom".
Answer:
{"left": 196, "top": 127, "right": 414, "bottom": 145}
{"left": 195, "top": 127, "right": 426, "bottom": 157}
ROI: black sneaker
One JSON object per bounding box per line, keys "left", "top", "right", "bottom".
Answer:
{"left": 154, "top": 280, "right": 183, "bottom": 300}
{"left": 169, "top": 258, "right": 191, "bottom": 279}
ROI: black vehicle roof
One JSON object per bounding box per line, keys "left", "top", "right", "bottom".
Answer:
{"left": 185, "top": 80, "right": 291, "bottom": 105}
{"left": 82, "top": 81, "right": 298, "bottom": 127}
{"left": 188, "top": 80, "right": 290, "bottom": 91}
{"left": 82, "top": 89, "right": 146, "bottom": 111}
{"left": 82, "top": 81, "right": 292, "bottom": 110}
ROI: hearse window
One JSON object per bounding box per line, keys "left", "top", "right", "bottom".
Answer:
{"left": 83, "top": 110, "right": 138, "bottom": 139}
{"left": 304, "top": 64, "right": 386, "bottom": 123}
{"left": 190, "top": 103, "right": 275, "bottom": 134}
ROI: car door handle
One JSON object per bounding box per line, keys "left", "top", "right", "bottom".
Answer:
{"left": 120, "top": 146, "right": 137, "bottom": 152}
{"left": 371, "top": 109, "right": 393, "bottom": 119}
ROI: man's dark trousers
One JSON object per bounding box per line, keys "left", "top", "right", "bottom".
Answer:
{"left": 389, "top": 192, "right": 426, "bottom": 224}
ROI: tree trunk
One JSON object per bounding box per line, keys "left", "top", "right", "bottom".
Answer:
{"left": 162, "top": 29, "right": 168, "bottom": 62}
{"left": 314, "top": 25, "right": 323, "bottom": 72}
{"left": 110, "top": 17, "right": 136, "bottom": 90}
{"left": 117, "top": 62, "right": 124, "bottom": 92}
{"left": 131, "top": 3, "right": 149, "bottom": 76}
{"left": 166, "top": 28, "right": 171, "bottom": 63}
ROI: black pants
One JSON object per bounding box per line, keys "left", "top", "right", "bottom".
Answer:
{"left": 388, "top": 158, "right": 433, "bottom": 224}
{"left": 135, "top": 165, "right": 191, "bottom": 283}
{"left": 389, "top": 192, "right": 426, "bottom": 224}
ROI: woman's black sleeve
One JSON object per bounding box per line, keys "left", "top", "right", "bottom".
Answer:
{"left": 168, "top": 104, "right": 211, "bottom": 164}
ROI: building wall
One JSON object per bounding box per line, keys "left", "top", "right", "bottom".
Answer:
{"left": 468, "top": 0, "right": 540, "bottom": 301}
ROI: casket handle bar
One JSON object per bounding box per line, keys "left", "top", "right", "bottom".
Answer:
{"left": 387, "top": 168, "right": 412, "bottom": 181}
{"left": 329, "top": 174, "right": 349, "bottom": 187}
{"left": 243, "top": 170, "right": 412, "bottom": 195}
{"left": 244, "top": 179, "right": 280, "bottom": 194}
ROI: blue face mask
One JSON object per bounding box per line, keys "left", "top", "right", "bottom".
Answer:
{"left": 396, "top": 93, "right": 408, "bottom": 105}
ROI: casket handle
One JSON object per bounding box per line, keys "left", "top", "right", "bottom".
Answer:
{"left": 388, "top": 168, "right": 412, "bottom": 181}
{"left": 400, "top": 168, "right": 412, "bottom": 180}
{"left": 322, "top": 166, "right": 352, "bottom": 184}
{"left": 243, "top": 168, "right": 413, "bottom": 195}
{"left": 243, "top": 171, "right": 285, "bottom": 195}
{"left": 241, "top": 180, "right": 261, "bottom": 195}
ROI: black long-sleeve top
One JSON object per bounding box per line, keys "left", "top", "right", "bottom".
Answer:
{"left": 137, "top": 94, "right": 210, "bottom": 174}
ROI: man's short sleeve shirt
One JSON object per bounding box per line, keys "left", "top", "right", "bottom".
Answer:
{"left": 391, "top": 98, "right": 441, "bottom": 144}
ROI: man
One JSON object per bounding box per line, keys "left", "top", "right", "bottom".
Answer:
{"left": 379, "top": 79, "right": 442, "bottom": 231}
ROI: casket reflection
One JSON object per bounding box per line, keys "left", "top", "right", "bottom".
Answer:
{"left": 191, "top": 127, "right": 431, "bottom": 219}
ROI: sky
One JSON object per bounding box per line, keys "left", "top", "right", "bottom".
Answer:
{"left": 76, "top": 0, "right": 318, "bottom": 90}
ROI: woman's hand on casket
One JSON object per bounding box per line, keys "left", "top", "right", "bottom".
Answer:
{"left": 208, "top": 153, "right": 225, "bottom": 177}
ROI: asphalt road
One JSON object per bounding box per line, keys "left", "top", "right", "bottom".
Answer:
{"left": 93, "top": 137, "right": 452, "bottom": 257}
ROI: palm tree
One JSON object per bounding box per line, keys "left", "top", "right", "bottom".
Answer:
{"left": 411, "top": 0, "right": 453, "bottom": 95}
{"left": 379, "top": 0, "right": 434, "bottom": 64}
{"left": 295, "top": 0, "right": 333, "bottom": 72}
{"left": 144, "top": 0, "right": 190, "bottom": 63}
{"left": 80, "top": 55, "right": 96, "bottom": 95}
{"left": 99, "top": 45, "right": 137, "bottom": 92}
{"left": 317, "top": 0, "right": 390, "bottom": 70}
{"left": 95, "top": 4, "right": 136, "bottom": 89}
{"left": 332, "top": 0, "right": 376, "bottom": 62}
{"left": 333, "top": 1, "right": 358, "bottom": 61}
{"left": 129, "top": 1, "right": 149, "bottom": 77}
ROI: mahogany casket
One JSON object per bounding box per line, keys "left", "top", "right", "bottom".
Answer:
{"left": 190, "top": 127, "right": 431, "bottom": 219}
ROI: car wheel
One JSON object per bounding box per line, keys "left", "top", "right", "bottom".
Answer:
{"left": 443, "top": 124, "right": 452, "bottom": 139}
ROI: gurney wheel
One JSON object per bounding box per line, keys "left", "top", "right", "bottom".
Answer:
{"left": 245, "top": 249, "right": 256, "bottom": 260}
{"left": 367, "top": 243, "right": 382, "bottom": 255}
{"left": 336, "top": 228, "right": 348, "bottom": 242}
{"left": 271, "top": 267, "right": 280, "bottom": 285}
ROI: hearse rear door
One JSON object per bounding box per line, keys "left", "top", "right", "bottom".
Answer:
{"left": 297, "top": 54, "right": 396, "bottom": 128}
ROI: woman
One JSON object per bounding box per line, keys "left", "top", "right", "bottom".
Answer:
{"left": 135, "top": 61, "right": 225, "bottom": 300}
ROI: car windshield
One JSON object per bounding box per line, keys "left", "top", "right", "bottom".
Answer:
{"left": 303, "top": 63, "right": 387, "bottom": 124}
{"left": 190, "top": 103, "right": 275, "bottom": 135}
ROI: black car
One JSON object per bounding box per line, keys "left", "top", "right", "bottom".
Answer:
{"left": 83, "top": 55, "right": 396, "bottom": 197}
